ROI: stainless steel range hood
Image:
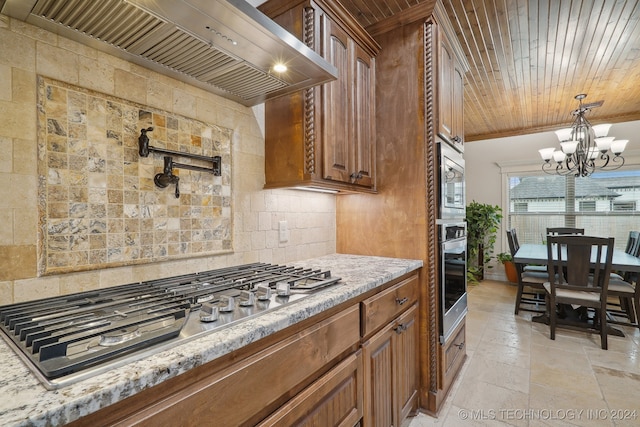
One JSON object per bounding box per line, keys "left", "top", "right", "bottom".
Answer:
{"left": 1, "top": 0, "right": 337, "bottom": 106}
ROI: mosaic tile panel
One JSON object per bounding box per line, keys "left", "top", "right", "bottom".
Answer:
{"left": 36, "top": 77, "right": 233, "bottom": 275}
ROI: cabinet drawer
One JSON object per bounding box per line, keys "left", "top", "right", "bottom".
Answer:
{"left": 258, "top": 350, "right": 363, "bottom": 427}
{"left": 361, "top": 274, "right": 419, "bottom": 337}
{"left": 439, "top": 318, "right": 466, "bottom": 394}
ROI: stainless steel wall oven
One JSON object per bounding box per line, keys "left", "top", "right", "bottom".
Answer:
{"left": 438, "top": 221, "right": 468, "bottom": 343}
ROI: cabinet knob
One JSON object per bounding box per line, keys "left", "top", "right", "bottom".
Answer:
{"left": 395, "top": 297, "right": 408, "bottom": 305}
{"left": 350, "top": 171, "right": 363, "bottom": 181}
{"left": 455, "top": 341, "right": 465, "bottom": 350}
{"left": 452, "top": 135, "right": 462, "bottom": 144}
{"left": 394, "top": 323, "right": 407, "bottom": 334}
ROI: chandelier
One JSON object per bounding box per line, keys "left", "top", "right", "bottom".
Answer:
{"left": 539, "top": 94, "right": 628, "bottom": 177}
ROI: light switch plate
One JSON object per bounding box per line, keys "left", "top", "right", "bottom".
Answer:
{"left": 278, "top": 220, "right": 289, "bottom": 242}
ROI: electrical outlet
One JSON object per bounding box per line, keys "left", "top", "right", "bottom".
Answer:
{"left": 278, "top": 220, "right": 289, "bottom": 242}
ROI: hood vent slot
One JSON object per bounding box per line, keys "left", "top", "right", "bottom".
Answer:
{"left": 4, "top": 0, "right": 335, "bottom": 106}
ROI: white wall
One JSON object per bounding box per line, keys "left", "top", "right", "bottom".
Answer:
{"left": 465, "top": 120, "right": 640, "bottom": 280}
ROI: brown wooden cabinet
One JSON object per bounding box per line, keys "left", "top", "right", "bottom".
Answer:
{"left": 65, "top": 271, "right": 423, "bottom": 427}
{"left": 361, "top": 277, "right": 419, "bottom": 427}
{"left": 259, "top": 0, "right": 379, "bottom": 193}
{"left": 439, "top": 319, "right": 466, "bottom": 395}
{"left": 438, "top": 35, "right": 465, "bottom": 151}
{"left": 395, "top": 306, "right": 419, "bottom": 426}
{"left": 336, "top": 0, "right": 469, "bottom": 416}
{"left": 68, "top": 305, "right": 361, "bottom": 427}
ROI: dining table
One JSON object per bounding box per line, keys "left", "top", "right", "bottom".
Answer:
{"left": 513, "top": 243, "right": 640, "bottom": 337}
{"left": 514, "top": 243, "right": 640, "bottom": 273}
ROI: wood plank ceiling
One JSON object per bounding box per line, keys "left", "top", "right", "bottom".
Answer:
{"left": 339, "top": 0, "right": 640, "bottom": 142}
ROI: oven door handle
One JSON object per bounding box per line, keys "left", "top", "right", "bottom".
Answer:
{"left": 443, "top": 237, "right": 466, "bottom": 250}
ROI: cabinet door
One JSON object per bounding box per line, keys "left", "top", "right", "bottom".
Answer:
{"left": 438, "top": 35, "right": 455, "bottom": 143}
{"left": 352, "top": 43, "right": 375, "bottom": 188}
{"left": 451, "top": 57, "right": 465, "bottom": 147}
{"left": 322, "top": 17, "right": 351, "bottom": 183}
{"left": 394, "top": 304, "right": 418, "bottom": 427}
{"left": 438, "top": 34, "right": 464, "bottom": 150}
{"left": 362, "top": 304, "right": 418, "bottom": 427}
{"left": 362, "top": 323, "right": 394, "bottom": 427}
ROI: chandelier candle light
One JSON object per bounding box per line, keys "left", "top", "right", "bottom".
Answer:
{"left": 539, "top": 94, "right": 628, "bottom": 177}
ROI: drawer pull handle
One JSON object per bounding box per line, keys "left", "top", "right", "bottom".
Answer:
{"left": 395, "top": 297, "right": 408, "bottom": 305}
{"left": 394, "top": 324, "right": 407, "bottom": 334}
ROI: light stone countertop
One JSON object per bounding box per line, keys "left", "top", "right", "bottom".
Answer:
{"left": 0, "top": 254, "right": 422, "bottom": 427}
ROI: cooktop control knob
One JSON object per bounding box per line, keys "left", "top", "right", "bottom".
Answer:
{"left": 256, "top": 284, "right": 272, "bottom": 300}
{"left": 238, "top": 290, "right": 255, "bottom": 307}
{"left": 199, "top": 302, "right": 220, "bottom": 322}
{"left": 218, "top": 295, "right": 235, "bottom": 312}
{"left": 276, "top": 281, "right": 290, "bottom": 297}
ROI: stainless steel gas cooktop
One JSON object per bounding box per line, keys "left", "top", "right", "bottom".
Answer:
{"left": 0, "top": 263, "right": 342, "bottom": 389}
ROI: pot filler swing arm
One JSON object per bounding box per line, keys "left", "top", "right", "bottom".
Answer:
{"left": 138, "top": 127, "right": 222, "bottom": 198}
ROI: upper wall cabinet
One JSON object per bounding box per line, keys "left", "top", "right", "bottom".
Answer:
{"left": 438, "top": 34, "right": 465, "bottom": 152}
{"left": 259, "top": 0, "right": 380, "bottom": 193}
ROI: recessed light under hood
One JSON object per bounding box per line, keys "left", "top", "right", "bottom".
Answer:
{"left": 2, "top": 0, "right": 338, "bottom": 106}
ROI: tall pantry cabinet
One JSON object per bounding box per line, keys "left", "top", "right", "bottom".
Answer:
{"left": 336, "top": 0, "right": 469, "bottom": 415}
{"left": 258, "top": 0, "right": 380, "bottom": 193}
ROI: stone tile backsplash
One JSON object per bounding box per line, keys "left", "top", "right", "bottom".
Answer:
{"left": 0, "top": 17, "right": 336, "bottom": 304}
{"left": 37, "top": 77, "right": 233, "bottom": 275}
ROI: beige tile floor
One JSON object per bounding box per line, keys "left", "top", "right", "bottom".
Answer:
{"left": 408, "top": 280, "right": 640, "bottom": 427}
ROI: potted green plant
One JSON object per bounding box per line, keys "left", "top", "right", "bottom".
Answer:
{"left": 466, "top": 201, "right": 503, "bottom": 283}
{"left": 497, "top": 252, "right": 518, "bottom": 283}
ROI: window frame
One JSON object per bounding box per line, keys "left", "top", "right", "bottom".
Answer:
{"left": 500, "top": 166, "right": 640, "bottom": 251}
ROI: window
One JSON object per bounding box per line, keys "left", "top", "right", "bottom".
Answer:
{"left": 514, "top": 202, "right": 528, "bottom": 213}
{"left": 612, "top": 201, "right": 636, "bottom": 211}
{"left": 579, "top": 201, "right": 596, "bottom": 211}
{"left": 507, "top": 170, "right": 640, "bottom": 249}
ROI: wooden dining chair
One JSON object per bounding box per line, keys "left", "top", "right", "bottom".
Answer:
{"left": 607, "top": 231, "right": 640, "bottom": 328}
{"left": 506, "top": 229, "right": 548, "bottom": 314}
{"left": 507, "top": 228, "right": 547, "bottom": 273}
{"left": 546, "top": 227, "right": 585, "bottom": 236}
{"left": 623, "top": 231, "right": 640, "bottom": 256}
{"left": 608, "top": 279, "right": 640, "bottom": 329}
{"left": 543, "top": 235, "right": 615, "bottom": 350}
